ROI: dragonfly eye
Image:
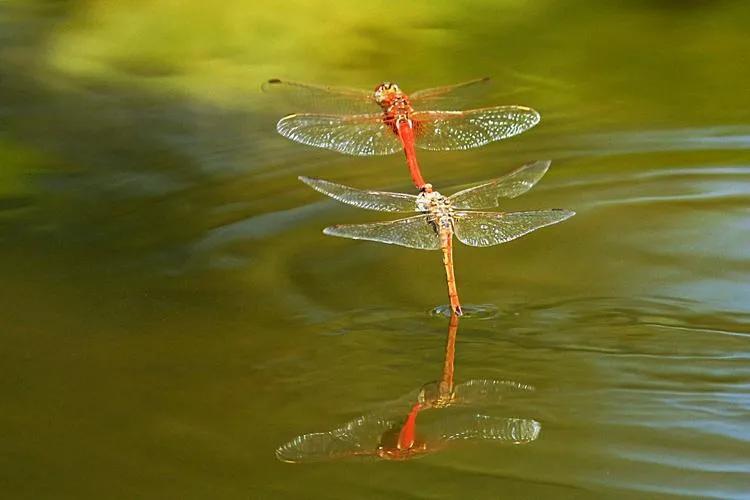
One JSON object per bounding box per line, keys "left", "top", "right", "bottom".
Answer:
{"left": 374, "top": 82, "right": 401, "bottom": 103}
{"left": 374, "top": 83, "right": 393, "bottom": 104}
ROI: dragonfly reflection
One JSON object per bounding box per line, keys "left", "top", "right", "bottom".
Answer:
{"left": 276, "top": 314, "right": 540, "bottom": 463}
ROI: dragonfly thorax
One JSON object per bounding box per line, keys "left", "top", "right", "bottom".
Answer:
{"left": 389, "top": 98, "right": 414, "bottom": 125}
{"left": 416, "top": 190, "right": 454, "bottom": 230}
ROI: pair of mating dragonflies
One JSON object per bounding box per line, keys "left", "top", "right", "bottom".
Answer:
{"left": 276, "top": 314, "right": 540, "bottom": 462}
{"left": 265, "top": 78, "right": 574, "bottom": 315}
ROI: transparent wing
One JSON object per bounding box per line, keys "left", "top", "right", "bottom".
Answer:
{"left": 453, "top": 210, "right": 575, "bottom": 247}
{"left": 323, "top": 215, "right": 440, "bottom": 250}
{"left": 299, "top": 176, "right": 418, "bottom": 213}
{"left": 437, "top": 414, "right": 541, "bottom": 444}
{"left": 453, "top": 379, "right": 536, "bottom": 406}
{"left": 410, "top": 77, "right": 492, "bottom": 110}
{"left": 449, "top": 160, "right": 551, "bottom": 209}
{"left": 261, "top": 79, "right": 378, "bottom": 115}
{"left": 275, "top": 414, "right": 393, "bottom": 463}
{"left": 411, "top": 106, "right": 541, "bottom": 151}
{"left": 276, "top": 114, "right": 401, "bottom": 156}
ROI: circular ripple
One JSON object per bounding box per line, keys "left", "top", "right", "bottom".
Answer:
{"left": 429, "top": 303, "right": 500, "bottom": 320}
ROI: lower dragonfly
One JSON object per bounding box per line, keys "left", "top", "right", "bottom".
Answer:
{"left": 276, "top": 313, "right": 540, "bottom": 463}
{"left": 300, "top": 160, "right": 574, "bottom": 315}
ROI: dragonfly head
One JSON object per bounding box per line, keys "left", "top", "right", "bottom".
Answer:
{"left": 374, "top": 82, "right": 402, "bottom": 106}
{"left": 418, "top": 381, "right": 456, "bottom": 409}
{"left": 416, "top": 189, "right": 448, "bottom": 214}
{"left": 415, "top": 191, "right": 431, "bottom": 212}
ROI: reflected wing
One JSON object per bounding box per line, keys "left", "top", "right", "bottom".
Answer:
{"left": 299, "top": 177, "right": 417, "bottom": 212}
{"left": 454, "top": 210, "right": 575, "bottom": 247}
{"left": 449, "top": 161, "right": 551, "bottom": 209}
{"left": 453, "top": 379, "right": 536, "bottom": 406}
{"left": 410, "top": 77, "right": 491, "bottom": 110}
{"left": 276, "top": 114, "right": 400, "bottom": 156}
{"left": 262, "top": 79, "right": 378, "bottom": 114}
{"left": 437, "top": 415, "right": 541, "bottom": 444}
{"left": 275, "top": 415, "right": 393, "bottom": 463}
{"left": 411, "top": 106, "right": 540, "bottom": 151}
{"left": 323, "top": 215, "right": 440, "bottom": 250}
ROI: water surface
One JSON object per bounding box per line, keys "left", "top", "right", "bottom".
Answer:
{"left": 1, "top": 1, "right": 749, "bottom": 498}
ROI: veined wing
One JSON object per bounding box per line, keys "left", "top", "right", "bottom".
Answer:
{"left": 277, "top": 114, "right": 401, "bottom": 156}
{"left": 437, "top": 415, "right": 541, "bottom": 444}
{"left": 453, "top": 379, "right": 536, "bottom": 406}
{"left": 262, "top": 79, "right": 378, "bottom": 115}
{"left": 410, "top": 77, "right": 491, "bottom": 110}
{"left": 412, "top": 106, "right": 540, "bottom": 151}
{"left": 323, "top": 215, "right": 440, "bottom": 250}
{"left": 299, "top": 176, "right": 417, "bottom": 212}
{"left": 453, "top": 210, "right": 575, "bottom": 247}
{"left": 449, "top": 160, "right": 551, "bottom": 209}
{"left": 275, "top": 414, "right": 393, "bottom": 463}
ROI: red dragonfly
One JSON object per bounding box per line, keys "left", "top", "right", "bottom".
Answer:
{"left": 299, "top": 160, "right": 574, "bottom": 315}
{"left": 276, "top": 313, "right": 540, "bottom": 463}
{"left": 263, "top": 78, "right": 541, "bottom": 190}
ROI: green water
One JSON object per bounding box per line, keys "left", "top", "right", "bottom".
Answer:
{"left": 1, "top": 1, "right": 749, "bottom": 498}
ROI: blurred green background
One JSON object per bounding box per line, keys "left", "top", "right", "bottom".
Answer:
{"left": 1, "top": 1, "right": 749, "bottom": 498}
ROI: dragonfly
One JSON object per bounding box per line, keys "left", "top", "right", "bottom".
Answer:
{"left": 276, "top": 313, "right": 540, "bottom": 463}
{"left": 299, "top": 160, "right": 575, "bottom": 316}
{"left": 263, "top": 78, "right": 541, "bottom": 190}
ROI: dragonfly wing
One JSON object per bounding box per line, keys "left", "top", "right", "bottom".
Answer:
{"left": 436, "top": 414, "right": 541, "bottom": 444}
{"left": 411, "top": 106, "right": 540, "bottom": 151}
{"left": 449, "top": 160, "right": 551, "bottom": 209}
{"left": 299, "top": 177, "right": 418, "bottom": 212}
{"left": 276, "top": 414, "right": 393, "bottom": 463}
{"left": 453, "top": 379, "right": 536, "bottom": 406}
{"left": 262, "top": 79, "right": 379, "bottom": 114}
{"left": 276, "top": 114, "right": 401, "bottom": 156}
{"left": 453, "top": 210, "right": 575, "bottom": 247}
{"left": 323, "top": 215, "right": 441, "bottom": 250}
{"left": 409, "top": 77, "right": 491, "bottom": 110}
